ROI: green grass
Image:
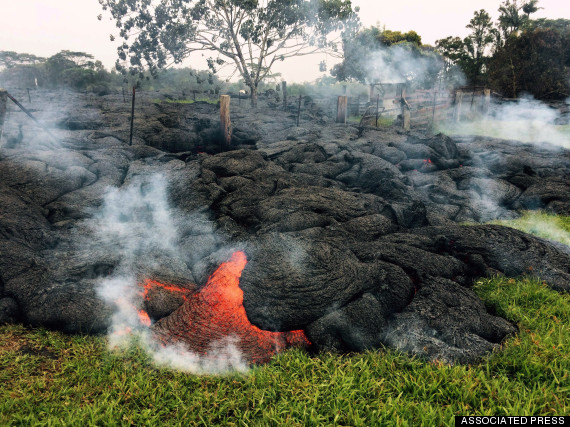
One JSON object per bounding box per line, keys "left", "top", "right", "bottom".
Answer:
{"left": 2, "top": 274, "right": 569, "bottom": 425}
{"left": 348, "top": 115, "right": 395, "bottom": 127}
{"left": 488, "top": 211, "right": 570, "bottom": 246}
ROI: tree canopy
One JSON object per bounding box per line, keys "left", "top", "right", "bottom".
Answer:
{"left": 0, "top": 50, "right": 117, "bottom": 93}
{"left": 434, "top": 0, "right": 569, "bottom": 99}
{"left": 488, "top": 25, "right": 570, "bottom": 99}
{"left": 98, "top": 0, "right": 359, "bottom": 105}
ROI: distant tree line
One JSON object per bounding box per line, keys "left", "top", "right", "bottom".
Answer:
{"left": 0, "top": 50, "right": 233, "bottom": 96}
{"left": 0, "top": 50, "right": 121, "bottom": 93}
{"left": 436, "top": 0, "right": 569, "bottom": 99}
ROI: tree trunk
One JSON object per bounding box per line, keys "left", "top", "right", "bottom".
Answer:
{"left": 250, "top": 85, "right": 258, "bottom": 108}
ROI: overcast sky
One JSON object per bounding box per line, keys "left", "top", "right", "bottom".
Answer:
{"left": 0, "top": 0, "right": 568, "bottom": 83}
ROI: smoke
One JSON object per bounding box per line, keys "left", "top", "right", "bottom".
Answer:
{"left": 0, "top": 88, "right": 98, "bottom": 150}
{"left": 93, "top": 172, "right": 249, "bottom": 374}
{"left": 362, "top": 44, "right": 440, "bottom": 86}
{"left": 442, "top": 95, "right": 570, "bottom": 150}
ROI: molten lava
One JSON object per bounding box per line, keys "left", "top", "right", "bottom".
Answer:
{"left": 152, "top": 251, "right": 310, "bottom": 364}
{"left": 138, "top": 310, "right": 151, "bottom": 327}
{"left": 139, "top": 279, "right": 191, "bottom": 302}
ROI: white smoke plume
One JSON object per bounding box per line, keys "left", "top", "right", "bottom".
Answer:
{"left": 363, "top": 44, "right": 439, "bottom": 86}
{"left": 443, "top": 95, "right": 570, "bottom": 150}
{"left": 93, "top": 172, "right": 249, "bottom": 374}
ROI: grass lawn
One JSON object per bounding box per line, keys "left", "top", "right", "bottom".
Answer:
{"left": 1, "top": 214, "right": 569, "bottom": 425}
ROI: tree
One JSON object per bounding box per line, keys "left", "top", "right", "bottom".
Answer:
{"left": 497, "top": 0, "right": 540, "bottom": 41}
{"left": 0, "top": 52, "right": 46, "bottom": 88}
{"left": 436, "top": 9, "right": 495, "bottom": 85}
{"left": 0, "top": 51, "right": 45, "bottom": 71}
{"left": 488, "top": 26, "right": 569, "bottom": 99}
{"left": 522, "top": 0, "right": 541, "bottom": 19}
{"left": 435, "top": 36, "right": 475, "bottom": 82}
{"left": 98, "top": 0, "right": 358, "bottom": 106}
{"left": 466, "top": 10, "right": 495, "bottom": 82}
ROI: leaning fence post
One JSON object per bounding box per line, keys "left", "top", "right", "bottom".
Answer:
{"left": 400, "top": 86, "right": 411, "bottom": 132}
{"left": 220, "top": 95, "right": 231, "bottom": 150}
{"left": 27, "top": 88, "right": 31, "bottom": 103}
{"left": 282, "top": 81, "right": 287, "bottom": 110}
{"left": 336, "top": 96, "right": 347, "bottom": 124}
{"left": 0, "top": 89, "right": 7, "bottom": 145}
{"left": 129, "top": 86, "right": 136, "bottom": 146}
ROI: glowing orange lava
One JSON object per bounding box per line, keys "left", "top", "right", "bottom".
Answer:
{"left": 152, "top": 251, "right": 310, "bottom": 364}
{"left": 138, "top": 310, "right": 151, "bottom": 327}
{"left": 139, "top": 279, "right": 192, "bottom": 302}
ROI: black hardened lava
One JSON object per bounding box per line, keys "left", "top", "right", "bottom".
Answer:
{"left": 0, "top": 91, "right": 568, "bottom": 363}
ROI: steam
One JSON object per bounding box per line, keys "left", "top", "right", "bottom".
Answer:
{"left": 93, "top": 172, "right": 248, "bottom": 374}
{"left": 441, "top": 95, "right": 570, "bottom": 149}
{"left": 362, "top": 44, "right": 439, "bottom": 85}
{"left": 0, "top": 88, "right": 98, "bottom": 150}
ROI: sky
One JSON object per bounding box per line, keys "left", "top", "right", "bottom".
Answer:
{"left": 0, "top": 0, "right": 568, "bottom": 83}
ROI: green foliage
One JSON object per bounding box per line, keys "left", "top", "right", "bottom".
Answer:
{"left": 0, "top": 50, "right": 120, "bottom": 93}
{"left": 0, "top": 51, "right": 45, "bottom": 70}
{"left": 487, "top": 26, "right": 570, "bottom": 99}
{"left": 497, "top": 0, "right": 541, "bottom": 40}
{"left": 436, "top": 9, "right": 495, "bottom": 85}
{"left": 378, "top": 29, "right": 422, "bottom": 46}
{"left": 143, "top": 68, "right": 224, "bottom": 94}
{"left": 436, "top": 1, "right": 570, "bottom": 99}
{"left": 1, "top": 273, "right": 568, "bottom": 425}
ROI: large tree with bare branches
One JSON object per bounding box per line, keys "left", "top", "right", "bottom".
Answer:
{"left": 98, "top": 0, "right": 358, "bottom": 105}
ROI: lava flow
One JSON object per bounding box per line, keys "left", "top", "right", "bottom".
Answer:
{"left": 139, "top": 279, "right": 192, "bottom": 302}
{"left": 151, "top": 251, "right": 310, "bottom": 365}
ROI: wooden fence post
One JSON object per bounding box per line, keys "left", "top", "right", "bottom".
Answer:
{"left": 0, "top": 89, "right": 7, "bottom": 145}
{"left": 376, "top": 94, "right": 380, "bottom": 127}
{"left": 282, "top": 81, "right": 287, "bottom": 110}
{"left": 400, "top": 86, "right": 411, "bottom": 132}
{"left": 129, "top": 86, "right": 136, "bottom": 146}
{"left": 336, "top": 96, "right": 347, "bottom": 124}
{"left": 454, "top": 90, "right": 464, "bottom": 123}
{"left": 220, "top": 95, "right": 231, "bottom": 150}
{"left": 403, "top": 108, "right": 411, "bottom": 132}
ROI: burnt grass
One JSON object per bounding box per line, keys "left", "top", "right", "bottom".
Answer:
{"left": 0, "top": 89, "right": 569, "bottom": 364}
